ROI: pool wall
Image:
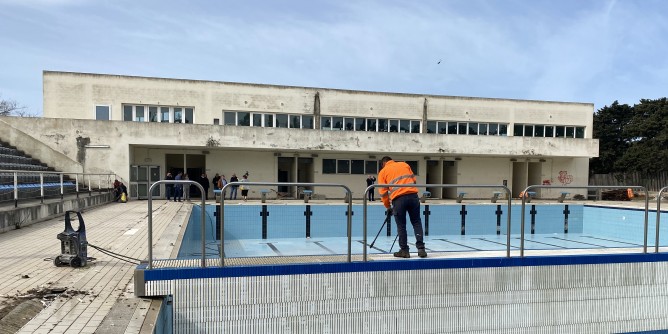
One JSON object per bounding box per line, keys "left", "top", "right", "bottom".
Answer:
{"left": 140, "top": 254, "right": 668, "bottom": 333}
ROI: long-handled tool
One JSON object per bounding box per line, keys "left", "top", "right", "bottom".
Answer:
{"left": 369, "top": 208, "right": 393, "bottom": 248}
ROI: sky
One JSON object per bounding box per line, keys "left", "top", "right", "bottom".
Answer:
{"left": 0, "top": 0, "right": 667, "bottom": 115}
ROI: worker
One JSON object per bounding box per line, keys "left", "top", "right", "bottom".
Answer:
{"left": 378, "top": 156, "right": 427, "bottom": 258}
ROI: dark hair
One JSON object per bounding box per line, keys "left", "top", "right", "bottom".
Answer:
{"left": 381, "top": 156, "right": 393, "bottom": 164}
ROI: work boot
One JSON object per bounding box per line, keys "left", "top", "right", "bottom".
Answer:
{"left": 418, "top": 248, "right": 427, "bottom": 258}
{"left": 393, "top": 249, "right": 410, "bottom": 258}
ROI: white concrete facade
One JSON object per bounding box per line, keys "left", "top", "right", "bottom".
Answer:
{"left": 24, "top": 71, "right": 599, "bottom": 199}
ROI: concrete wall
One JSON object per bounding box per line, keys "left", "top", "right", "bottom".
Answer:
{"left": 0, "top": 193, "right": 113, "bottom": 234}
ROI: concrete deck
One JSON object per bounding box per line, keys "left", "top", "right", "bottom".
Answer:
{"left": 0, "top": 200, "right": 190, "bottom": 333}
{"left": 0, "top": 196, "right": 660, "bottom": 333}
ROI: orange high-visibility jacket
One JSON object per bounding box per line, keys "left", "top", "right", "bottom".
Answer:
{"left": 378, "top": 160, "right": 418, "bottom": 208}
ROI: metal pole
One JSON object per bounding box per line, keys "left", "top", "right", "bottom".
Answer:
{"left": 505, "top": 186, "right": 512, "bottom": 258}
{"left": 656, "top": 187, "right": 668, "bottom": 253}
{"left": 347, "top": 188, "right": 352, "bottom": 263}
{"left": 643, "top": 187, "right": 649, "bottom": 254}
{"left": 363, "top": 189, "right": 368, "bottom": 262}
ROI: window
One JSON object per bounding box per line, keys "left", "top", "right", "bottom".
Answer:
{"left": 566, "top": 126, "right": 575, "bottom": 138}
{"left": 426, "top": 121, "right": 436, "bottom": 134}
{"left": 399, "top": 120, "right": 410, "bottom": 133}
{"left": 213, "top": 118, "right": 219, "bottom": 125}
{"left": 337, "top": 160, "right": 350, "bottom": 173}
{"left": 378, "top": 119, "right": 388, "bottom": 132}
{"left": 448, "top": 122, "right": 457, "bottom": 134}
{"left": 478, "top": 123, "right": 488, "bottom": 135}
{"left": 514, "top": 124, "right": 523, "bottom": 136}
{"left": 264, "top": 114, "right": 274, "bottom": 127}
{"left": 365, "top": 160, "right": 378, "bottom": 174}
{"left": 344, "top": 117, "right": 354, "bottom": 131}
{"left": 135, "top": 106, "right": 145, "bottom": 122}
{"left": 367, "top": 119, "right": 377, "bottom": 131}
{"left": 545, "top": 125, "right": 554, "bottom": 137}
{"left": 534, "top": 125, "right": 544, "bottom": 137}
{"left": 389, "top": 120, "right": 399, "bottom": 132}
{"left": 276, "top": 114, "right": 288, "bottom": 128}
{"left": 95, "top": 105, "right": 110, "bottom": 120}
{"left": 458, "top": 122, "right": 467, "bottom": 135}
{"left": 333, "top": 117, "right": 343, "bottom": 130}
{"left": 123, "top": 105, "right": 133, "bottom": 121}
{"left": 184, "top": 108, "right": 193, "bottom": 124}
{"left": 556, "top": 126, "right": 566, "bottom": 138}
{"left": 351, "top": 160, "right": 365, "bottom": 174}
{"left": 323, "top": 159, "right": 336, "bottom": 174}
{"left": 238, "top": 112, "right": 250, "bottom": 126}
{"left": 224, "top": 112, "right": 236, "bottom": 125}
{"left": 161, "top": 107, "right": 170, "bottom": 123}
{"left": 499, "top": 124, "right": 508, "bottom": 136}
{"left": 149, "top": 106, "right": 158, "bottom": 122}
{"left": 302, "top": 115, "right": 313, "bottom": 129}
{"left": 174, "top": 108, "right": 183, "bottom": 123}
{"left": 253, "top": 114, "right": 262, "bottom": 127}
{"left": 355, "top": 118, "right": 366, "bottom": 131}
{"left": 575, "top": 127, "right": 585, "bottom": 138}
{"left": 410, "top": 120, "right": 420, "bottom": 133}
{"left": 489, "top": 123, "right": 498, "bottom": 135}
{"left": 468, "top": 123, "right": 478, "bottom": 135}
{"left": 290, "top": 115, "right": 301, "bottom": 128}
{"left": 321, "top": 116, "right": 332, "bottom": 130}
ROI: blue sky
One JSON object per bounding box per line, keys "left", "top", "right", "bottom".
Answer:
{"left": 0, "top": 0, "right": 666, "bottom": 115}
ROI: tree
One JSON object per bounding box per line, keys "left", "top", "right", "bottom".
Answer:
{"left": 616, "top": 98, "right": 668, "bottom": 175}
{"left": 590, "top": 101, "right": 633, "bottom": 174}
{"left": 0, "top": 95, "right": 34, "bottom": 117}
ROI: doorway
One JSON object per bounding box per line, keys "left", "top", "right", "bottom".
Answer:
{"left": 277, "top": 157, "right": 294, "bottom": 195}
{"left": 297, "top": 157, "right": 314, "bottom": 195}
{"left": 165, "top": 153, "right": 206, "bottom": 199}
{"left": 426, "top": 160, "right": 441, "bottom": 199}
{"left": 442, "top": 161, "right": 457, "bottom": 199}
{"left": 130, "top": 165, "right": 161, "bottom": 199}
{"left": 512, "top": 162, "right": 527, "bottom": 198}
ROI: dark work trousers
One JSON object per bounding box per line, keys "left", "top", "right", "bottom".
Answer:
{"left": 392, "top": 193, "right": 425, "bottom": 251}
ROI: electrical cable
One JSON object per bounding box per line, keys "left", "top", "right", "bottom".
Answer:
{"left": 87, "top": 243, "right": 141, "bottom": 264}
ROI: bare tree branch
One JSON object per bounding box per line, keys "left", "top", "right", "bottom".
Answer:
{"left": 0, "top": 95, "right": 28, "bottom": 117}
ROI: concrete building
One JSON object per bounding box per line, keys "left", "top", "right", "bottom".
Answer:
{"left": 2, "top": 71, "right": 598, "bottom": 200}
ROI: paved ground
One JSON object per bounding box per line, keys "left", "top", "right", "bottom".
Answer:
{"left": 0, "top": 200, "right": 190, "bottom": 334}
{"left": 0, "top": 196, "right": 660, "bottom": 333}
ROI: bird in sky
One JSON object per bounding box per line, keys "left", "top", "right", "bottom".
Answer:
{"left": 437, "top": 59, "right": 442, "bottom": 64}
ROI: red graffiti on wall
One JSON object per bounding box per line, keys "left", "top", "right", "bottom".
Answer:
{"left": 557, "top": 171, "right": 573, "bottom": 185}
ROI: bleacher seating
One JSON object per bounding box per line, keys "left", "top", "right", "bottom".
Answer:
{"left": 0, "top": 140, "right": 82, "bottom": 203}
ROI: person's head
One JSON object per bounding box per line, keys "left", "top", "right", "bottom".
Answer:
{"left": 242, "top": 174, "right": 247, "bottom": 179}
{"left": 222, "top": 175, "right": 225, "bottom": 178}
{"left": 380, "top": 156, "right": 393, "bottom": 169}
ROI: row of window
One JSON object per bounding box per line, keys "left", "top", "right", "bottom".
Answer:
{"left": 513, "top": 124, "right": 585, "bottom": 138}
{"left": 123, "top": 105, "right": 194, "bottom": 123}
{"left": 426, "top": 121, "right": 508, "bottom": 136}
{"left": 322, "top": 159, "right": 418, "bottom": 175}
{"left": 95, "top": 106, "right": 586, "bottom": 139}
{"left": 222, "top": 111, "right": 313, "bottom": 129}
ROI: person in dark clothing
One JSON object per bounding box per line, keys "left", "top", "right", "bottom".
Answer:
{"left": 212, "top": 173, "right": 220, "bottom": 191}
{"left": 174, "top": 171, "right": 183, "bottom": 202}
{"left": 229, "top": 173, "right": 239, "bottom": 200}
{"left": 199, "top": 173, "right": 210, "bottom": 200}
{"left": 366, "top": 175, "right": 377, "bottom": 201}
{"left": 165, "top": 172, "right": 174, "bottom": 200}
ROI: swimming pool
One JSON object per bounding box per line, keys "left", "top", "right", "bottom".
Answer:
{"left": 177, "top": 203, "right": 668, "bottom": 259}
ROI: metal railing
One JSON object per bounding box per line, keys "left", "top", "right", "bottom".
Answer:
{"left": 0, "top": 170, "right": 117, "bottom": 207}
{"left": 220, "top": 182, "right": 352, "bottom": 267}
{"left": 520, "top": 185, "right": 649, "bottom": 256}
{"left": 147, "top": 180, "right": 206, "bottom": 270}
{"left": 363, "top": 184, "right": 512, "bottom": 260}
{"left": 656, "top": 186, "right": 668, "bottom": 253}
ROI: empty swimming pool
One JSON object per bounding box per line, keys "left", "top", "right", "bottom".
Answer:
{"left": 175, "top": 203, "right": 668, "bottom": 259}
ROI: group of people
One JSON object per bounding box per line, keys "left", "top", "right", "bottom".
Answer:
{"left": 212, "top": 172, "right": 250, "bottom": 201}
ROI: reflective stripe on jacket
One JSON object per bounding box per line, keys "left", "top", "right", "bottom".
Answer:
{"left": 378, "top": 160, "right": 418, "bottom": 208}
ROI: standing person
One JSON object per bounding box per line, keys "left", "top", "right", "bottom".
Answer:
{"left": 199, "top": 173, "right": 210, "bottom": 200}
{"left": 378, "top": 156, "right": 427, "bottom": 258}
{"left": 183, "top": 173, "right": 190, "bottom": 201}
{"left": 366, "top": 175, "right": 377, "bottom": 201}
{"left": 240, "top": 174, "right": 250, "bottom": 201}
{"left": 165, "top": 172, "right": 174, "bottom": 201}
{"left": 218, "top": 174, "right": 228, "bottom": 199}
{"left": 212, "top": 173, "right": 220, "bottom": 192}
{"left": 174, "top": 171, "right": 183, "bottom": 202}
{"left": 229, "top": 173, "right": 239, "bottom": 200}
